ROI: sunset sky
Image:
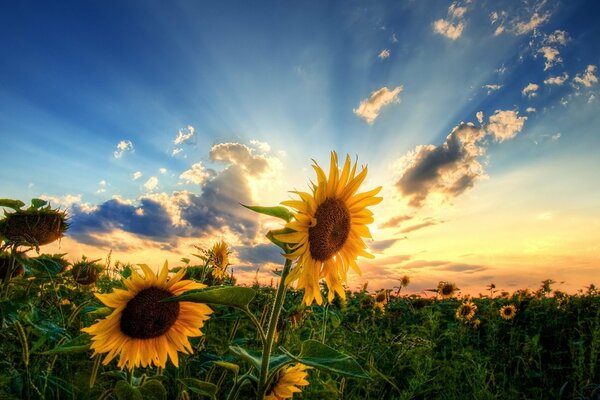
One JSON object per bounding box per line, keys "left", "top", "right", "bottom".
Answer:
{"left": 1, "top": 0, "right": 599, "bottom": 295}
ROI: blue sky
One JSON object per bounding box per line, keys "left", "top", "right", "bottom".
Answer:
{"left": 1, "top": 0, "right": 599, "bottom": 294}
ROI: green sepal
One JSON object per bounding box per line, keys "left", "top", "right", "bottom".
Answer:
{"left": 241, "top": 204, "right": 293, "bottom": 222}
{"left": 30, "top": 198, "right": 48, "bottom": 209}
{"left": 280, "top": 340, "right": 369, "bottom": 379}
{"left": 177, "top": 378, "right": 217, "bottom": 399}
{"left": 0, "top": 199, "right": 25, "bottom": 211}
{"left": 163, "top": 286, "right": 256, "bottom": 309}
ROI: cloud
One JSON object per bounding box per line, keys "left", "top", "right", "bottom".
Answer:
{"left": 476, "top": 111, "right": 484, "bottom": 124}
{"left": 526, "top": 107, "right": 536, "bottom": 113}
{"left": 133, "top": 171, "right": 142, "bottom": 180}
{"left": 159, "top": 168, "right": 167, "bottom": 174}
{"left": 172, "top": 148, "right": 184, "bottom": 157}
{"left": 483, "top": 84, "right": 503, "bottom": 95}
{"left": 433, "top": 19, "right": 464, "bottom": 40}
{"left": 353, "top": 86, "right": 403, "bottom": 124}
{"left": 174, "top": 125, "right": 196, "bottom": 145}
{"left": 249, "top": 140, "right": 271, "bottom": 153}
{"left": 486, "top": 110, "right": 527, "bottom": 142}
{"left": 179, "top": 162, "right": 210, "bottom": 185}
{"left": 395, "top": 110, "right": 527, "bottom": 207}
{"left": 538, "top": 46, "right": 561, "bottom": 70}
{"left": 544, "top": 73, "right": 569, "bottom": 85}
{"left": 522, "top": 83, "right": 539, "bottom": 98}
{"left": 144, "top": 176, "right": 159, "bottom": 191}
{"left": 114, "top": 140, "right": 133, "bottom": 159}
{"left": 544, "top": 30, "right": 568, "bottom": 46}
{"left": 210, "top": 143, "right": 270, "bottom": 176}
{"left": 370, "top": 238, "right": 405, "bottom": 253}
{"left": 514, "top": 12, "right": 550, "bottom": 35}
{"left": 572, "top": 65, "right": 598, "bottom": 88}
{"left": 589, "top": 94, "right": 597, "bottom": 103}
{"left": 378, "top": 49, "right": 390, "bottom": 60}
{"left": 235, "top": 244, "right": 283, "bottom": 265}
{"left": 399, "top": 219, "right": 443, "bottom": 234}
{"left": 40, "top": 194, "right": 83, "bottom": 209}
{"left": 380, "top": 214, "right": 413, "bottom": 229}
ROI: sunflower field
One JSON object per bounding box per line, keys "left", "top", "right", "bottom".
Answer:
{"left": 1, "top": 153, "right": 600, "bottom": 400}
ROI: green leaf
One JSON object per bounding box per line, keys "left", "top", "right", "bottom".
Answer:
{"left": 266, "top": 228, "right": 296, "bottom": 253}
{"left": 139, "top": 380, "right": 167, "bottom": 400}
{"left": 280, "top": 340, "right": 369, "bottom": 379}
{"left": 178, "top": 378, "right": 217, "bottom": 399}
{"left": 213, "top": 361, "right": 240, "bottom": 375}
{"left": 329, "top": 311, "right": 341, "bottom": 329}
{"left": 0, "top": 199, "right": 25, "bottom": 211}
{"left": 26, "top": 255, "right": 64, "bottom": 276}
{"left": 42, "top": 334, "right": 90, "bottom": 355}
{"left": 30, "top": 198, "right": 48, "bottom": 209}
{"left": 241, "top": 204, "right": 293, "bottom": 222}
{"left": 114, "top": 381, "right": 143, "bottom": 400}
{"left": 164, "top": 287, "right": 256, "bottom": 309}
{"left": 229, "top": 346, "right": 291, "bottom": 372}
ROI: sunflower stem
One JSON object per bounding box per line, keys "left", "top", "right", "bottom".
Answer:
{"left": 257, "top": 258, "right": 292, "bottom": 399}
{"left": 242, "top": 307, "right": 266, "bottom": 345}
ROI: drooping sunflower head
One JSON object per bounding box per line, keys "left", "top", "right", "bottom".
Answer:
{"left": 0, "top": 201, "right": 68, "bottom": 248}
{"left": 208, "top": 240, "right": 230, "bottom": 280}
{"left": 500, "top": 304, "right": 518, "bottom": 320}
{"left": 455, "top": 301, "right": 477, "bottom": 321}
{"left": 265, "top": 363, "right": 311, "bottom": 400}
{"left": 400, "top": 275, "right": 411, "bottom": 287}
{"left": 437, "top": 281, "right": 458, "bottom": 299}
{"left": 82, "top": 262, "right": 212, "bottom": 370}
{"left": 276, "top": 152, "right": 382, "bottom": 305}
{"left": 71, "top": 258, "right": 104, "bottom": 285}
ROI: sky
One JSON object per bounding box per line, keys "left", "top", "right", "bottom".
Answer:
{"left": 1, "top": 0, "right": 599, "bottom": 296}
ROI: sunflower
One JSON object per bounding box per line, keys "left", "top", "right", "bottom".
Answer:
{"left": 82, "top": 262, "right": 212, "bottom": 369}
{"left": 437, "top": 281, "right": 458, "bottom": 299}
{"left": 265, "top": 363, "right": 311, "bottom": 400}
{"left": 374, "top": 289, "right": 388, "bottom": 313}
{"left": 276, "top": 152, "right": 382, "bottom": 305}
{"left": 208, "top": 240, "right": 230, "bottom": 279}
{"left": 455, "top": 301, "right": 477, "bottom": 321}
{"left": 500, "top": 304, "right": 517, "bottom": 320}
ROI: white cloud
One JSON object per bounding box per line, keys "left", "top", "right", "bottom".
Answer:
{"left": 133, "top": 171, "right": 142, "bottom": 180}
{"left": 589, "top": 94, "right": 597, "bottom": 103}
{"left": 483, "top": 84, "right": 503, "bottom": 94}
{"left": 159, "top": 168, "right": 167, "bottom": 174}
{"left": 522, "top": 83, "right": 539, "bottom": 98}
{"left": 490, "top": 11, "right": 499, "bottom": 24}
{"left": 486, "top": 110, "right": 527, "bottom": 142}
{"left": 179, "top": 162, "right": 210, "bottom": 185}
{"left": 551, "top": 133, "right": 561, "bottom": 141}
{"left": 433, "top": 19, "right": 464, "bottom": 40}
{"left": 494, "top": 25, "right": 505, "bottom": 36}
{"left": 476, "top": 111, "right": 484, "bottom": 124}
{"left": 514, "top": 12, "right": 550, "bottom": 35}
{"left": 544, "top": 30, "right": 568, "bottom": 46}
{"left": 378, "top": 49, "right": 390, "bottom": 60}
{"left": 573, "top": 65, "right": 598, "bottom": 88}
{"left": 353, "top": 86, "right": 403, "bottom": 124}
{"left": 40, "top": 194, "right": 82, "bottom": 209}
{"left": 249, "top": 140, "right": 271, "bottom": 153}
{"left": 526, "top": 107, "right": 536, "bottom": 113}
{"left": 144, "top": 176, "right": 159, "bottom": 191}
{"left": 210, "top": 143, "right": 271, "bottom": 176}
{"left": 114, "top": 140, "right": 133, "bottom": 159}
{"left": 544, "top": 73, "right": 569, "bottom": 85}
{"left": 174, "top": 125, "right": 196, "bottom": 145}
{"left": 99, "top": 180, "right": 106, "bottom": 187}
{"left": 391, "top": 33, "right": 398, "bottom": 43}
{"left": 172, "top": 148, "right": 184, "bottom": 157}
{"left": 539, "top": 46, "right": 562, "bottom": 70}
{"left": 449, "top": 3, "right": 467, "bottom": 18}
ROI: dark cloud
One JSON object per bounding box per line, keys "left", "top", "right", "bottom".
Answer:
{"left": 398, "top": 218, "right": 443, "bottom": 234}
{"left": 234, "top": 243, "right": 284, "bottom": 265}
{"left": 434, "top": 263, "right": 487, "bottom": 273}
{"left": 380, "top": 214, "right": 413, "bottom": 228}
{"left": 370, "top": 238, "right": 406, "bottom": 253}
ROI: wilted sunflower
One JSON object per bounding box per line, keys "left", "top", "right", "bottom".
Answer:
{"left": 71, "top": 258, "right": 104, "bottom": 285}
{"left": 455, "top": 301, "right": 477, "bottom": 321}
{"left": 276, "top": 152, "right": 382, "bottom": 305}
{"left": 82, "top": 262, "right": 212, "bottom": 369}
{"left": 208, "top": 240, "right": 230, "bottom": 279}
{"left": 265, "top": 363, "right": 311, "bottom": 400}
{"left": 0, "top": 202, "right": 68, "bottom": 248}
{"left": 437, "top": 281, "right": 458, "bottom": 299}
{"left": 499, "top": 304, "right": 517, "bottom": 320}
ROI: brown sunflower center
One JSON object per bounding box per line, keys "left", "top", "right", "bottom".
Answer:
{"left": 504, "top": 308, "right": 512, "bottom": 315}
{"left": 120, "top": 287, "right": 180, "bottom": 339}
{"left": 308, "top": 198, "right": 351, "bottom": 261}
{"left": 441, "top": 285, "right": 454, "bottom": 295}
{"left": 460, "top": 306, "right": 472, "bottom": 316}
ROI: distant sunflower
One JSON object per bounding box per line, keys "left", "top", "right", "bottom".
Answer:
{"left": 276, "top": 152, "right": 382, "bottom": 305}
{"left": 208, "top": 240, "right": 230, "bottom": 279}
{"left": 455, "top": 301, "right": 477, "bottom": 321}
{"left": 500, "top": 304, "right": 517, "bottom": 320}
{"left": 437, "top": 281, "right": 458, "bottom": 299}
{"left": 265, "top": 363, "right": 311, "bottom": 400}
{"left": 82, "top": 262, "right": 212, "bottom": 369}
{"left": 374, "top": 289, "right": 388, "bottom": 313}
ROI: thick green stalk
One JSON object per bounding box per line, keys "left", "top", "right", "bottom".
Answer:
{"left": 257, "top": 258, "right": 292, "bottom": 399}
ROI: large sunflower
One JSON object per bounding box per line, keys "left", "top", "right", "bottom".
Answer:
{"left": 82, "top": 262, "right": 212, "bottom": 369}
{"left": 276, "top": 152, "right": 382, "bottom": 305}
{"left": 265, "top": 363, "right": 311, "bottom": 400}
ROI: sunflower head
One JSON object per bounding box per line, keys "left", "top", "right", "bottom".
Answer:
{"left": 208, "top": 240, "right": 230, "bottom": 280}
{"left": 82, "top": 262, "right": 212, "bottom": 370}
{"left": 455, "top": 301, "right": 477, "bottom": 321}
{"left": 470, "top": 318, "right": 481, "bottom": 329}
{"left": 437, "top": 281, "right": 458, "bottom": 299}
{"left": 500, "top": 304, "right": 517, "bottom": 320}
{"left": 400, "top": 275, "right": 411, "bottom": 287}
{"left": 0, "top": 200, "right": 68, "bottom": 248}
{"left": 276, "top": 152, "right": 382, "bottom": 305}
{"left": 71, "top": 258, "right": 104, "bottom": 285}
{"left": 265, "top": 363, "right": 311, "bottom": 400}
